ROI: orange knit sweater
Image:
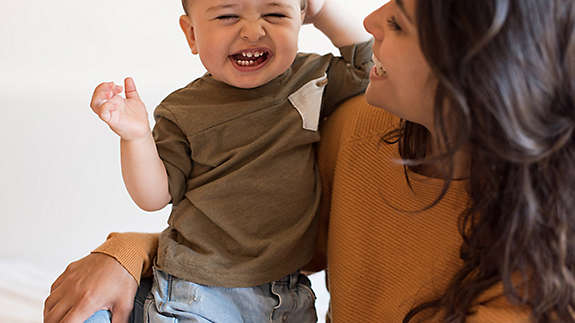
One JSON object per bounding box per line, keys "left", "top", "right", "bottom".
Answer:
{"left": 95, "top": 95, "right": 530, "bottom": 322}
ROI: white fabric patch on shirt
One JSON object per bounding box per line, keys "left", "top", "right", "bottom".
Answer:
{"left": 288, "top": 74, "right": 328, "bottom": 131}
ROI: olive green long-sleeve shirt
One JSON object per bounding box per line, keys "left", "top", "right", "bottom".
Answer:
{"left": 151, "top": 41, "right": 373, "bottom": 287}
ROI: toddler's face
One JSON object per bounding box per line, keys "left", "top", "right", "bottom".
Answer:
{"left": 181, "top": 0, "right": 304, "bottom": 89}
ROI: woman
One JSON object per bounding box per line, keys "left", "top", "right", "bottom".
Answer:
{"left": 45, "top": 0, "right": 575, "bottom": 322}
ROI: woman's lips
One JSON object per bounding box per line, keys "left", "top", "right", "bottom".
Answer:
{"left": 372, "top": 54, "right": 387, "bottom": 77}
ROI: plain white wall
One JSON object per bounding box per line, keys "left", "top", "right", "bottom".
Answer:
{"left": 0, "top": 0, "right": 384, "bottom": 270}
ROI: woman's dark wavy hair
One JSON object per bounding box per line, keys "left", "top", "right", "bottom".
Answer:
{"left": 391, "top": 0, "right": 575, "bottom": 321}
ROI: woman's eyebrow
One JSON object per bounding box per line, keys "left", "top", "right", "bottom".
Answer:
{"left": 395, "top": 0, "right": 413, "bottom": 23}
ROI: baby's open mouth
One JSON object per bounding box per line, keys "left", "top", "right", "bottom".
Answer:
{"left": 229, "top": 48, "right": 271, "bottom": 68}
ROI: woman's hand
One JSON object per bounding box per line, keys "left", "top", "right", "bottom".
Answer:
{"left": 90, "top": 77, "right": 151, "bottom": 141}
{"left": 43, "top": 253, "right": 138, "bottom": 323}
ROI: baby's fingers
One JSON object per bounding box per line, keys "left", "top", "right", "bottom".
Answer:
{"left": 98, "top": 95, "right": 123, "bottom": 123}
{"left": 90, "top": 82, "right": 123, "bottom": 112}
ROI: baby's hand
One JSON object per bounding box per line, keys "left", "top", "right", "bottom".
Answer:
{"left": 90, "top": 77, "right": 151, "bottom": 141}
{"left": 303, "top": 0, "right": 327, "bottom": 25}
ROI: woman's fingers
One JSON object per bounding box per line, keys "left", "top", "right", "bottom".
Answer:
{"left": 110, "top": 304, "right": 132, "bottom": 323}
{"left": 59, "top": 302, "right": 104, "bottom": 323}
{"left": 44, "top": 287, "right": 73, "bottom": 323}
{"left": 43, "top": 285, "right": 61, "bottom": 315}
{"left": 49, "top": 272, "right": 66, "bottom": 294}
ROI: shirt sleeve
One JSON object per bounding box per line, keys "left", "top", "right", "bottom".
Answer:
{"left": 153, "top": 105, "right": 193, "bottom": 205}
{"left": 92, "top": 232, "right": 160, "bottom": 284}
{"left": 321, "top": 39, "right": 374, "bottom": 118}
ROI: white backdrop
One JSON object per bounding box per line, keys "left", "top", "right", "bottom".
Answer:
{"left": 0, "top": 0, "right": 385, "bottom": 321}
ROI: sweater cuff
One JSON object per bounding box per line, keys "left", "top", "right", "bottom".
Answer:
{"left": 92, "top": 232, "right": 160, "bottom": 285}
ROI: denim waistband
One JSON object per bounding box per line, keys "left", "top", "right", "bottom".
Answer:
{"left": 274, "top": 270, "right": 300, "bottom": 289}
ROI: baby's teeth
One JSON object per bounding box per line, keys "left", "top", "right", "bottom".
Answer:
{"left": 240, "top": 51, "right": 265, "bottom": 58}
{"left": 237, "top": 60, "right": 256, "bottom": 66}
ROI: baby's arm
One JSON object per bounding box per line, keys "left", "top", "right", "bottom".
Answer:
{"left": 90, "top": 78, "right": 171, "bottom": 211}
{"left": 305, "top": 0, "right": 372, "bottom": 47}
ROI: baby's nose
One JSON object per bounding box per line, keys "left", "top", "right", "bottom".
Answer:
{"left": 240, "top": 21, "right": 266, "bottom": 42}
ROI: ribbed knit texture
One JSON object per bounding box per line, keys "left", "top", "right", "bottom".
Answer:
{"left": 95, "top": 95, "right": 530, "bottom": 322}
{"left": 94, "top": 232, "right": 159, "bottom": 283}
{"left": 317, "top": 95, "right": 530, "bottom": 322}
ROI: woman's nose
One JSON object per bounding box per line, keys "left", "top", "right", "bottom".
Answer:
{"left": 364, "top": 6, "right": 385, "bottom": 40}
{"left": 241, "top": 21, "right": 266, "bottom": 42}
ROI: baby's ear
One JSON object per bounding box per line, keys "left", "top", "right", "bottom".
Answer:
{"left": 179, "top": 15, "right": 198, "bottom": 54}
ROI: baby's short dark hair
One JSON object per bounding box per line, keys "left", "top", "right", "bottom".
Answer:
{"left": 181, "top": 0, "right": 307, "bottom": 15}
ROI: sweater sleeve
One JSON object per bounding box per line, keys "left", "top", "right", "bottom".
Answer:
{"left": 92, "top": 232, "right": 160, "bottom": 284}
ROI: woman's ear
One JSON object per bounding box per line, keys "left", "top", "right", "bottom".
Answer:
{"left": 179, "top": 15, "right": 198, "bottom": 54}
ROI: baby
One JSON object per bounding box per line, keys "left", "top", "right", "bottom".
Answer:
{"left": 89, "top": 0, "right": 372, "bottom": 322}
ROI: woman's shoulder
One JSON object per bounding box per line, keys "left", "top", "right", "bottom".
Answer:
{"left": 322, "top": 95, "right": 399, "bottom": 145}
{"left": 318, "top": 95, "right": 400, "bottom": 185}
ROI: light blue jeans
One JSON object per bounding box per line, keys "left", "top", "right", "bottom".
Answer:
{"left": 85, "top": 268, "right": 317, "bottom": 323}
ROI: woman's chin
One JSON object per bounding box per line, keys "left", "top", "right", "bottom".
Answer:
{"left": 365, "top": 86, "right": 387, "bottom": 108}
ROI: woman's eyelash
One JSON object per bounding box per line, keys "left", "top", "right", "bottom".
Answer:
{"left": 387, "top": 16, "right": 402, "bottom": 31}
